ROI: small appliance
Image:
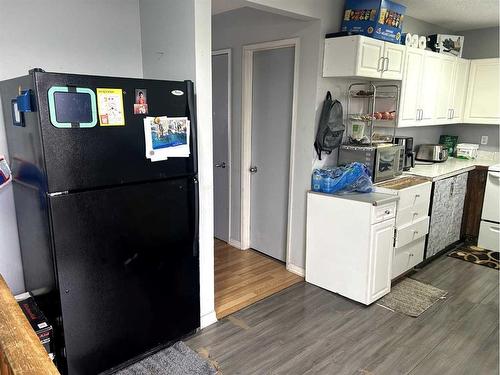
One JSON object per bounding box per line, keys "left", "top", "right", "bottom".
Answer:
{"left": 416, "top": 144, "right": 449, "bottom": 162}
{"left": 338, "top": 144, "right": 404, "bottom": 183}
{"left": 393, "top": 136, "right": 415, "bottom": 171}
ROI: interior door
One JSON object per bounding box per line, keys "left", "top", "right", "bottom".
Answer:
{"left": 212, "top": 53, "right": 230, "bottom": 242}
{"left": 250, "top": 46, "right": 294, "bottom": 261}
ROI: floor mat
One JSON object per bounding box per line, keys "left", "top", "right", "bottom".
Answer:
{"left": 377, "top": 278, "right": 447, "bottom": 317}
{"left": 448, "top": 245, "right": 499, "bottom": 270}
{"left": 115, "top": 342, "right": 217, "bottom": 375}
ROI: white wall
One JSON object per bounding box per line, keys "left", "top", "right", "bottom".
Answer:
{"left": 0, "top": 0, "right": 143, "bottom": 294}
{"left": 140, "top": 0, "right": 216, "bottom": 328}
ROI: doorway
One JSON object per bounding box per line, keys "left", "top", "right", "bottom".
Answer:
{"left": 212, "top": 49, "right": 232, "bottom": 243}
{"left": 241, "top": 38, "right": 300, "bottom": 264}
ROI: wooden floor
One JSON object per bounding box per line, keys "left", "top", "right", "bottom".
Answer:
{"left": 214, "top": 239, "right": 303, "bottom": 319}
{"left": 188, "top": 253, "right": 499, "bottom": 374}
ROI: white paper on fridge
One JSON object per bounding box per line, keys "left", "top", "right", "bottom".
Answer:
{"left": 143, "top": 116, "right": 190, "bottom": 161}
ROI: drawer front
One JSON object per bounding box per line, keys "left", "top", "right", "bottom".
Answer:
{"left": 372, "top": 202, "right": 397, "bottom": 224}
{"left": 396, "top": 202, "right": 430, "bottom": 227}
{"left": 398, "top": 182, "right": 432, "bottom": 210}
{"left": 392, "top": 237, "right": 426, "bottom": 279}
{"left": 478, "top": 220, "right": 500, "bottom": 252}
{"left": 395, "top": 216, "right": 430, "bottom": 248}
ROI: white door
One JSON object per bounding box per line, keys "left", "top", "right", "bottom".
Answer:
{"left": 434, "top": 55, "right": 456, "bottom": 123}
{"left": 212, "top": 53, "right": 230, "bottom": 242}
{"left": 382, "top": 42, "right": 405, "bottom": 80}
{"left": 450, "top": 58, "right": 470, "bottom": 122}
{"left": 419, "top": 51, "right": 441, "bottom": 125}
{"left": 399, "top": 48, "right": 425, "bottom": 127}
{"left": 357, "top": 37, "right": 384, "bottom": 78}
{"left": 369, "top": 219, "right": 394, "bottom": 302}
{"left": 250, "top": 46, "right": 294, "bottom": 261}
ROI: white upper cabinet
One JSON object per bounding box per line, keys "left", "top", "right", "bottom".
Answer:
{"left": 434, "top": 55, "right": 456, "bottom": 123}
{"left": 323, "top": 35, "right": 404, "bottom": 80}
{"left": 463, "top": 58, "right": 500, "bottom": 124}
{"left": 419, "top": 52, "right": 441, "bottom": 125}
{"left": 398, "top": 48, "right": 425, "bottom": 127}
{"left": 450, "top": 58, "right": 470, "bottom": 123}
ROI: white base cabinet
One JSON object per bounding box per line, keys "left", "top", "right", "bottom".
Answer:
{"left": 305, "top": 192, "right": 397, "bottom": 305}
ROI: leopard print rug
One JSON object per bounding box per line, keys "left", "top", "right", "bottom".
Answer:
{"left": 448, "top": 245, "right": 499, "bottom": 270}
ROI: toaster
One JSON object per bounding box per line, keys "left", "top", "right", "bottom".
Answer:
{"left": 416, "top": 144, "right": 449, "bottom": 162}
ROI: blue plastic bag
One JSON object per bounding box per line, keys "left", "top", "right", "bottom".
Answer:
{"left": 311, "top": 162, "right": 373, "bottom": 194}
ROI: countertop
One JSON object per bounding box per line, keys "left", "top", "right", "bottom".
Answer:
{"left": 308, "top": 191, "right": 399, "bottom": 206}
{"left": 404, "top": 153, "right": 500, "bottom": 181}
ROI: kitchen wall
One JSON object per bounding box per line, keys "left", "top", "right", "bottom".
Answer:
{"left": 212, "top": 7, "right": 320, "bottom": 247}
{"left": 403, "top": 15, "right": 453, "bottom": 35}
{"left": 0, "top": 0, "right": 143, "bottom": 294}
{"left": 140, "top": 0, "right": 216, "bottom": 328}
{"left": 459, "top": 27, "right": 500, "bottom": 59}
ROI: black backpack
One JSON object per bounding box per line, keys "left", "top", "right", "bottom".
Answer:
{"left": 314, "top": 92, "right": 345, "bottom": 160}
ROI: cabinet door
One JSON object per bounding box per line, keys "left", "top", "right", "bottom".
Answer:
{"left": 434, "top": 55, "right": 456, "bottom": 124}
{"left": 427, "top": 177, "right": 453, "bottom": 258}
{"left": 399, "top": 48, "right": 425, "bottom": 127}
{"left": 356, "top": 37, "right": 384, "bottom": 79}
{"left": 419, "top": 52, "right": 441, "bottom": 125}
{"left": 382, "top": 42, "right": 405, "bottom": 80}
{"left": 369, "top": 219, "right": 394, "bottom": 302}
{"left": 464, "top": 58, "right": 500, "bottom": 124}
{"left": 450, "top": 58, "right": 470, "bottom": 122}
{"left": 448, "top": 173, "right": 468, "bottom": 244}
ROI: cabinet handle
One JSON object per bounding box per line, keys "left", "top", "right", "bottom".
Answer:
{"left": 377, "top": 57, "right": 384, "bottom": 72}
{"left": 384, "top": 57, "right": 389, "bottom": 71}
{"left": 412, "top": 211, "right": 418, "bottom": 216}
{"left": 452, "top": 108, "right": 455, "bottom": 118}
{"left": 415, "top": 194, "right": 420, "bottom": 198}
{"left": 385, "top": 209, "right": 391, "bottom": 214}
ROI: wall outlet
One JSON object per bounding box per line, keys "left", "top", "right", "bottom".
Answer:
{"left": 481, "top": 135, "right": 488, "bottom": 145}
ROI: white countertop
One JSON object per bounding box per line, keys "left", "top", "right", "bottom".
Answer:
{"left": 404, "top": 152, "right": 500, "bottom": 181}
{"left": 308, "top": 191, "right": 399, "bottom": 206}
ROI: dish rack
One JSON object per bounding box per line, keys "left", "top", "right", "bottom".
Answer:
{"left": 346, "top": 82, "right": 399, "bottom": 147}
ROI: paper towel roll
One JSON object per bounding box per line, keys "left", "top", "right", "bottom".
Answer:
{"left": 418, "top": 36, "right": 427, "bottom": 49}
{"left": 411, "top": 34, "right": 419, "bottom": 48}
{"left": 403, "top": 33, "right": 412, "bottom": 46}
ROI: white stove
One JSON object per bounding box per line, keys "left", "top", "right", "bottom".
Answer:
{"left": 478, "top": 164, "right": 500, "bottom": 251}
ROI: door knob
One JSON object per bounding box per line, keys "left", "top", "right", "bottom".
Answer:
{"left": 215, "top": 162, "right": 226, "bottom": 168}
{"left": 249, "top": 166, "right": 258, "bottom": 174}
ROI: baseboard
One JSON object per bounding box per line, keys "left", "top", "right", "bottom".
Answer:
{"left": 286, "top": 263, "right": 305, "bottom": 277}
{"left": 200, "top": 310, "right": 217, "bottom": 329}
{"left": 228, "top": 239, "right": 242, "bottom": 249}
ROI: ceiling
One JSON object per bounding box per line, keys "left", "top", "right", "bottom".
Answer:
{"left": 212, "top": 0, "right": 500, "bottom": 31}
{"left": 390, "top": 0, "right": 499, "bottom": 31}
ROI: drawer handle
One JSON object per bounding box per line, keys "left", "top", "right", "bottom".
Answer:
{"left": 384, "top": 210, "right": 391, "bottom": 214}
{"left": 415, "top": 194, "right": 420, "bottom": 198}
{"left": 412, "top": 211, "right": 418, "bottom": 216}
{"left": 413, "top": 230, "right": 419, "bottom": 235}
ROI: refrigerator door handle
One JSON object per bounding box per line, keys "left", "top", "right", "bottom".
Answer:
{"left": 193, "top": 176, "right": 199, "bottom": 257}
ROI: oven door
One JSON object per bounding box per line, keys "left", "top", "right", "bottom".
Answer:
{"left": 374, "top": 146, "right": 401, "bottom": 182}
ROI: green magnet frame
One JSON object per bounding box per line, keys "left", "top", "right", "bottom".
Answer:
{"left": 48, "top": 86, "right": 98, "bottom": 128}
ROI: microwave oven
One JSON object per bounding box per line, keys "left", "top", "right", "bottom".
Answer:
{"left": 338, "top": 144, "right": 404, "bottom": 183}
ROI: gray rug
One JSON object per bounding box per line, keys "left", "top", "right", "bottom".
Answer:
{"left": 115, "top": 342, "right": 217, "bottom": 375}
{"left": 377, "top": 278, "right": 447, "bottom": 317}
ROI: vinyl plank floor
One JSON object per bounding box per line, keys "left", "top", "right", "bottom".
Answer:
{"left": 188, "top": 254, "right": 499, "bottom": 375}
{"left": 214, "top": 239, "right": 303, "bottom": 319}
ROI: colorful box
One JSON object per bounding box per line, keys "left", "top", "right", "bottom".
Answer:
{"left": 341, "top": 0, "right": 407, "bottom": 44}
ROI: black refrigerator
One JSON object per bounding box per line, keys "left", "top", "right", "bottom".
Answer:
{"left": 0, "top": 69, "right": 200, "bottom": 374}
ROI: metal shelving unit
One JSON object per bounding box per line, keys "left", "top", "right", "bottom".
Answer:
{"left": 346, "top": 82, "right": 399, "bottom": 147}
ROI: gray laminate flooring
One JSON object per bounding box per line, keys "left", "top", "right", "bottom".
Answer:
{"left": 186, "top": 255, "right": 499, "bottom": 375}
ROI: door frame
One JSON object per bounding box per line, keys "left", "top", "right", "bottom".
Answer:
{"left": 211, "top": 48, "right": 233, "bottom": 244}
{"left": 240, "top": 38, "right": 300, "bottom": 270}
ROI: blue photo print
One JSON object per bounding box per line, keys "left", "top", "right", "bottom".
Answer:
{"left": 150, "top": 116, "right": 188, "bottom": 150}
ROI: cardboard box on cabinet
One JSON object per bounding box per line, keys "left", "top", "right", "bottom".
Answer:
{"left": 341, "top": 0, "right": 407, "bottom": 44}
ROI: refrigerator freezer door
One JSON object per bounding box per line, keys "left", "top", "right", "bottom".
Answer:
{"left": 49, "top": 177, "right": 199, "bottom": 374}
{"left": 35, "top": 71, "right": 197, "bottom": 193}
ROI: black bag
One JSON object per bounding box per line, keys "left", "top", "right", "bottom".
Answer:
{"left": 314, "top": 92, "right": 345, "bottom": 160}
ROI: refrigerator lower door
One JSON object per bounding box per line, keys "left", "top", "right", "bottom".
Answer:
{"left": 48, "top": 177, "right": 199, "bottom": 375}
